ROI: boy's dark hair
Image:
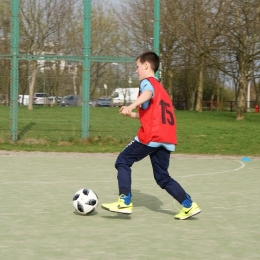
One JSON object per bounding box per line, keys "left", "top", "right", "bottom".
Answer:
{"left": 136, "top": 51, "right": 160, "bottom": 73}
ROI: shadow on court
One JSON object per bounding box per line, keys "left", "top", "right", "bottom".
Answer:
{"left": 100, "top": 189, "right": 176, "bottom": 220}
{"left": 131, "top": 189, "right": 176, "bottom": 216}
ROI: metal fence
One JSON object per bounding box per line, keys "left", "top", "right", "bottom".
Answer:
{"left": 3, "top": 0, "right": 256, "bottom": 144}
{"left": 0, "top": 0, "right": 160, "bottom": 142}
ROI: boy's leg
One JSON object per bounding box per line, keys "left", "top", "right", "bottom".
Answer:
{"left": 149, "top": 147, "right": 187, "bottom": 204}
{"left": 115, "top": 140, "right": 156, "bottom": 196}
{"left": 150, "top": 147, "right": 201, "bottom": 219}
{"left": 101, "top": 140, "right": 156, "bottom": 214}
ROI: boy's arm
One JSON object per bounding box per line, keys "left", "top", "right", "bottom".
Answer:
{"left": 126, "top": 111, "right": 139, "bottom": 119}
{"left": 119, "top": 90, "right": 152, "bottom": 118}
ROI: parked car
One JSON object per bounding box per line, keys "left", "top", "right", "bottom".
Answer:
{"left": 61, "top": 95, "right": 79, "bottom": 106}
{"left": 33, "top": 93, "right": 50, "bottom": 105}
{"left": 49, "top": 96, "right": 62, "bottom": 106}
{"left": 97, "top": 98, "right": 111, "bottom": 107}
{"left": 89, "top": 99, "right": 97, "bottom": 107}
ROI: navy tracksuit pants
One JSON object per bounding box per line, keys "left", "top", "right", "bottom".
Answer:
{"left": 115, "top": 140, "right": 187, "bottom": 204}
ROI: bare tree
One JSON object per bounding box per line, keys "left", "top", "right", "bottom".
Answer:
{"left": 90, "top": 1, "right": 123, "bottom": 98}
{"left": 111, "top": 0, "right": 153, "bottom": 56}
{"left": 218, "top": 0, "right": 260, "bottom": 119}
{"left": 19, "top": 0, "right": 80, "bottom": 110}
{"left": 169, "top": 0, "right": 226, "bottom": 112}
{"left": 0, "top": 0, "right": 10, "bottom": 105}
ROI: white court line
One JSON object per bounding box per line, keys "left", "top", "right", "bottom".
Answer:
{"left": 0, "top": 211, "right": 73, "bottom": 216}
{"left": 0, "top": 160, "right": 246, "bottom": 185}
{"left": 176, "top": 160, "right": 245, "bottom": 178}
{"left": 0, "top": 180, "right": 119, "bottom": 184}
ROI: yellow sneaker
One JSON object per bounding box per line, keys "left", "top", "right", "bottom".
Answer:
{"left": 174, "top": 202, "right": 201, "bottom": 220}
{"left": 102, "top": 194, "right": 133, "bottom": 214}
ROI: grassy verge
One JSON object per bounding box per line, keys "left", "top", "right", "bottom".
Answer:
{"left": 0, "top": 106, "right": 259, "bottom": 155}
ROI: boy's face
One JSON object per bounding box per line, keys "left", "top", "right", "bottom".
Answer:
{"left": 136, "top": 59, "right": 148, "bottom": 80}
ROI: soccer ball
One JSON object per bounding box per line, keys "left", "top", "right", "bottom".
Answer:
{"left": 72, "top": 188, "right": 98, "bottom": 215}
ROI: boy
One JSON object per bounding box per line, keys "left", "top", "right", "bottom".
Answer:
{"left": 102, "top": 51, "right": 201, "bottom": 220}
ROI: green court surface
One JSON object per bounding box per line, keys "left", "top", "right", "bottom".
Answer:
{"left": 0, "top": 151, "right": 259, "bottom": 260}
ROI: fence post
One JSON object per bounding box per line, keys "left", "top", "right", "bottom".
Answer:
{"left": 82, "top": 0, "right": 91, "bottom": 139}
{"left": 153, "top": 0, "right": 160, "bottom": 79}
{"left": 10, "top": 0, "right": 20, "bottom": 142}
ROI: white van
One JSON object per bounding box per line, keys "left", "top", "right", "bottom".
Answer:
{"left": 18, "top": 95, "right": 29, "bottom": 105}
{"left": 112, "top": 88, "right": 139, "bottom": 106}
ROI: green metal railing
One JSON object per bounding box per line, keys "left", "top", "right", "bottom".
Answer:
{"left": 6, "top": 0, "right": 160, "bottom": 142}
{"left": 10, "top": 0, "right": 20, "bottom": 142}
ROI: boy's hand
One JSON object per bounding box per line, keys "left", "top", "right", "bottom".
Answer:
{"left": 119, "top": 104, "right": 136, "bottom": 116}
{"left": 119, "top": 90, "right": 152, "bottom": 118}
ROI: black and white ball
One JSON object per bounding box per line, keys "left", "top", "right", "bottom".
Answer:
{"left": 72, "top": 188, "right": 98, "bottom": 215}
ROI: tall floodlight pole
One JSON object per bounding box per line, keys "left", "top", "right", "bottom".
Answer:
{"left": 10, "top": 0, "right": 20, "bottom": 142}
{"left": 82, "top": 0, "right": 91, "bottom": 138}
{"left": 154, "top": 0, "right": 160, "bottom": 79}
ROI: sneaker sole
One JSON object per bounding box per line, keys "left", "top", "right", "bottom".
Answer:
{"left": 101, "top": 205, "right": 132, "bottom": 215}
{"left": 175, "top": 209, "right": 201, "bottom": 220}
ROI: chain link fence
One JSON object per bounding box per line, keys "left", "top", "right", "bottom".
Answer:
{"left": 2, "top": 0, "right": 256, "bottom": 143}
{"left": 0, "top": 0, "right": 144, "bottom": 142}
